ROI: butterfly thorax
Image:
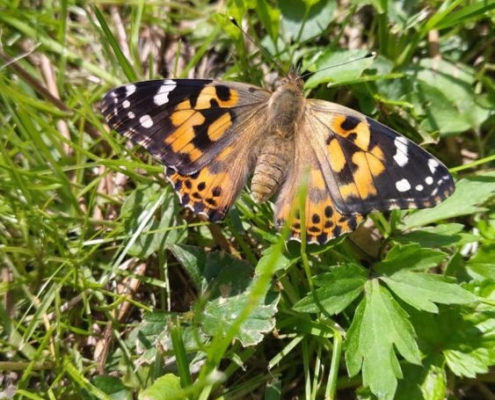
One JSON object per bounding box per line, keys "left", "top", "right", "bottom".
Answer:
{"left": 251, "top": 78, "right": 306, "bottom": 203}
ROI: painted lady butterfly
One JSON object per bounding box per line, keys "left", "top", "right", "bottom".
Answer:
{"left": 101, "top": 73, "right": 455, "bottom": 244}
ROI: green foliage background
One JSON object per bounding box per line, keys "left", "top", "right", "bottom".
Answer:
{"left": 2, "top": 1, "right": 495, "bottom": 399}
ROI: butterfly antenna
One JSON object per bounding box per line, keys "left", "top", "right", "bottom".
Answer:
{"left": 229, "top": 17, "right": 286, "bottom": 75}
{"left": 299, "top": 52, "right": 377, "bottom": 80}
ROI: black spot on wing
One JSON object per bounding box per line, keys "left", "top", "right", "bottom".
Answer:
{"left": 340, "top": 115, "right": 361, "bottom": 131}
{"left": 215, "top": 85, "right": 233, "bottom": 102}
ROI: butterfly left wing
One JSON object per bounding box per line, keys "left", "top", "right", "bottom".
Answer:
{"left": 102, "top": 79, "right": 272, "bottom": 221}
{"left": 304, "top": 100, "right": 455, "bottom": 216}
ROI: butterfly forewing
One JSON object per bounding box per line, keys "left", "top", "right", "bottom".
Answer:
{"left": 101, "top": 79, "right": 270, "bottom": 174}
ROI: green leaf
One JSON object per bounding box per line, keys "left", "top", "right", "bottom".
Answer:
{"left": 293, "top": 263, "right": 367, "bottom": 314}
{"left": 256, "top": 0, "right": 280, "bottom": 42}
{"left": 92, "top": 376, "right": 131, "bottom": 400}
{"left": 374, "top": 244, "right": 446, "bottom": 274}
{"left": 199, "top": 253, "right": 280, "bottom": 347}
{"left": 382, "top": 272, "right": 476, "bottom": 313}
{"left": 427, "top": 0, "right": 495, "bottom": 31}
{"left": 441, "top": 307, "right": 495, "bottom": 378}
{"left": 346, "top": 280, "right": 421, "bottom": 399}
{"left": 445, "top": 347, "right": 495, "bottom": 378}
{"left": 167, "top": 244, "right": 207, "bottom": 291}
{"left": 403, "top": 59, "right": 494, "bottom": 135}
{"left": 139, "top": 374, "right": 182, "bottom": 400}
{"left": 121, "top": 183, "right": 182, "bottom": 258}
{"left": 256, "top": 244, "right": 295, "bottom": 275}
{"left": 409, "top": 306, "right": 495, "bottom": 379}
{"left": 134, "top": 313, "right": 209, "bottom": 367}
{"left": 393, "top": 223, "right": 477, "bottom": 248}
{"left": 403, "top": 172, "right": 495, "bottom": 229}
{"left": 466, "top": 243, "right": 495, "bottom": 280}
{"left": 305, "top": 49, "right": 374, "bottom": 88}
{"left": 395, "top": 355, "right": 447, "bottom": 400}
{"left": 279, "top": 0, "right": 335, "bottom": 42}
{"left": 344, "top": 299, "right": 365, "bottom": 378}
{"left": 170, "top": 246, "right": 280, "bottom": 346}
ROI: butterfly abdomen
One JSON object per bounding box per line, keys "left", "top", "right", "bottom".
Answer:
{"left": 251, "top": 136, "right": 294, "bottom": 203}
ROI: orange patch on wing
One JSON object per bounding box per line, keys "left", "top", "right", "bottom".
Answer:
{"left": 339, "top": 146, "right": 386, "bottom": 201}
{"left": 166, "top": 110, "right": 206, "bottom": 162}
{"left": 208, "top": 113, "right": 233, "bottom": 141}
{"left": 169, "top": 108, "right": 204, "bottom": 128}
{"left": 368, "top": 145, "right": 386, "bottom": 175}
{"left": 174, "top": 100, "right": 194, "bottom": 112}
{"left": 216, "top": 146, "right": 234, "bottom": 161}
{"left": 195, "top": 85, "right": 240, "bottom": 109}
{"left": 331, "top": 115, "right": 371, "bottom": 151}
{"left": 351, "top": 152, "right": 378, "bottom": 198}
{"left": 340, "top": 182, "right": 359, "bottom": 199}
{"left": 327, "top": 138, "right": 346, "bottom": 173}
{"left": 352, "top": 122, "right": 371, "bottom": 151}
{"left": 330, "top": 115, "right": 347, "bottom": 135}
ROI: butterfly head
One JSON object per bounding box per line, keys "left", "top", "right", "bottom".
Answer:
{"left": 276, "top": 72, "right": 304, "bottom": 91}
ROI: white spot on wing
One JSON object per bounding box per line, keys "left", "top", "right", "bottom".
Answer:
{"left": 139, "top": 114, "right": 153, "bottom": 128}
{"left": 125, "top": 84, "right": 136, "bottom": 97}
{"left": 154, "top": 80, "right": 177, "bottom": 106}
{"left": 396, "top": 179, "right": 411, "bottom": 192}
{"left": 428, "top": 159, "right": 439, "bottom": 174}
{"left": 393, "top": 136, "right": 409, "bottom": 167}
{"left": 128, "top": 111, "right": 135, "bottom": 119}
{"left": 415, "top": 184, "right": 424, "bottom": 191}
{"left": 123, "top": 100, "right": 130, "bottom": 108}
{"left": 425, "top": 176, "right": 434, "bottom": 185}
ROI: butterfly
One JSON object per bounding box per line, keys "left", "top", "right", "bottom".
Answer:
{"left": 101, "top": 73, "right": 455, "bottom": 245}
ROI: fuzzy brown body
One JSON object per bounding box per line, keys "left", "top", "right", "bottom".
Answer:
{"left": 251, "top": 79, "right": 305, "bottom": 203}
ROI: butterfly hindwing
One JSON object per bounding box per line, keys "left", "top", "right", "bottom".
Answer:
{"left": 276, "top": 126, "right": 364, "bottom": 244}
{"left": 166, "top": 144, "right": 255, "bottom": 221}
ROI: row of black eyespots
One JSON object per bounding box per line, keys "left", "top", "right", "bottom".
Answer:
{"left": 167, "top": 169, "right": 226, "bottom": 221}
{"left": 274, "top": 203, "right": 361, "bottom": 244}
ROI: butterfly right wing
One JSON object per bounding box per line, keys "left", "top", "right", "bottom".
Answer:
{"left": 304, "top": 99, "right": 454, "bottom": 216}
